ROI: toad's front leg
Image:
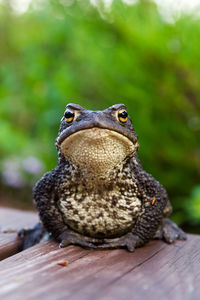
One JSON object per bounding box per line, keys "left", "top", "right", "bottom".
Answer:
{"left": 58, "top": 230, "right": 144, "bottom": 252}
{"left": 94, "top": 232, "right": 144, "bottom": 252}
{"left": 58, "top": 230, "right": 104, "bottom": 249}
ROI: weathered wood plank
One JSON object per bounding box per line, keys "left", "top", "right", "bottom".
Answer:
{"left": 0, "top": 208, "right": 199, "bottom": 300}
{"left": 94, "top": 234, "right": 200, "bottom": 300}
{"left": 0, "top": 207, "right": 38, "bottom": 259}
{"left": 0, "top": 207, "right": 38, "bottom": 231}
{"left": 0, "top": 233, "right": 22, "bottom": 261}
{"left": 0, "top": 234, "right": 199, "bottom": 300}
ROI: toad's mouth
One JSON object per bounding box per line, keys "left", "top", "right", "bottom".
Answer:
{"left": 58, "top": 127, "right": 137, "bottom": 177}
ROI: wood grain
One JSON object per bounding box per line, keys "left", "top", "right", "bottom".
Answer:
{"left": 0, "top": 234, "right": 199, "bottom": 300}
{"left": 0, "top": 208, "right": 200, "bottom": 300}
{"left": 0, "top": 207, "right": 38, "bottom": 259}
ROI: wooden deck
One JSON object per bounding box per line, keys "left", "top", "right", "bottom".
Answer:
{"left": 0, "top": 207, "right": 200, "bottom": 300}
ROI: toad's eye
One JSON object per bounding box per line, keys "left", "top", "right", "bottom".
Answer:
{"left": 64, "top": 110, "right": 75, "bottom": 123}
{"left": 118, "top": 109, "right": 128, "bottom": 123}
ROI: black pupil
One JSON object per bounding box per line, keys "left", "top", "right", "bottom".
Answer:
{"left": 119, "top": 111, "right": 128, "bottom": 119}
{"left": 64, "top": 111, "right": 74, "bottom": 119}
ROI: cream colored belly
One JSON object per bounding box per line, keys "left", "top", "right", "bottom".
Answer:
{"left": 59, "top": 192, "right": 142, "bottom": 238}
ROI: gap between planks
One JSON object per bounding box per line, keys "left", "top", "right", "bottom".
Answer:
{"left": 0, "top": 207, "right": 38, "bottom": 260}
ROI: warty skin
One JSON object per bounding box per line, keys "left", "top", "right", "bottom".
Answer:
{"left": 20, "top": 103, "right": 186, "bottom": 252}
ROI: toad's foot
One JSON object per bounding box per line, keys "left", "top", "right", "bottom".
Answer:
{"left": 95, "top": 233, "right": 144, "bottom": 252}
{"left": 18, "top": 222, "right": 50, "bottom": 250}
{"left": 154, "top": 218, "right": 187, "bottom": 243}
{"left": 58, "top": 230, "right": 104, "bottom": 249}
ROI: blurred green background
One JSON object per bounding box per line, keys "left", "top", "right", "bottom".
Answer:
{"left": 0, "top": 0, "right": 199, "bottom": 233}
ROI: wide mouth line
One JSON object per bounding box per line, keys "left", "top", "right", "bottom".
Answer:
{"left": 57, "top": 126, "right": 133, "bottom": 146}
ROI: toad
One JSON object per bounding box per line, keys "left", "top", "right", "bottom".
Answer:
{"left": 20, "top": 104, "right": 186, "bottom": 252}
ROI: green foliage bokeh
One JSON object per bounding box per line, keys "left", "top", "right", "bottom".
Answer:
{"left": 0, "top": 0, "right": 199, "bottom": 230}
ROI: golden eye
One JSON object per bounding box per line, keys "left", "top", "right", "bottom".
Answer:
{"left": 64, "top": 110, "right": 75, "bottom": 123}
{"left": 118, "top": 109, "right": 128, "bottom": 123}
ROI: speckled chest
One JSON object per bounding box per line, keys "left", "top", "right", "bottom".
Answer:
{"left": 57, "top": 165, "right": 143, "bottom": 238}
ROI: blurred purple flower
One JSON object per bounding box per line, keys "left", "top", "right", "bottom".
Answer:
{"left": 22, "top": 156, "right": 44, "bottom": 175}
{"left": 1, "top": 156, "right": 44, "bottom": 188}
{"left": 2, "top": 159, "right": 24, "bottom": 188}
